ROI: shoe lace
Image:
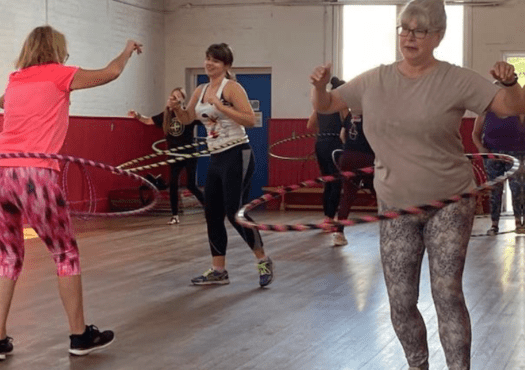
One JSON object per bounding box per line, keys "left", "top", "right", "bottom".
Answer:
{"left": 257, "top": 262, "right": 271, "bottom": 275}
{"left": 202, "top": 268, "right": 214, "bottom": 277}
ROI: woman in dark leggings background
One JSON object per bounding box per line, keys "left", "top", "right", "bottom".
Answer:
{"left": 307, "top": 77, "right": 345, "bottom": 244}
{"left": 129, "top": 88, "right": 204, "bottom": 225}
{"left": 333, "top": 112, "right": 375, "bottom": 246}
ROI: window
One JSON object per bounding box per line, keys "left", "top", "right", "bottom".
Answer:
{"left": 504, "top": 54, "right": 525, "bottom": 87}
{"left": 342, "top": 5, "right": 397, "bottom": 82}
{"left": 342, "top": 5, "right": 464, "bottom": 82}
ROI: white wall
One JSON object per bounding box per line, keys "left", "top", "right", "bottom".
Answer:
{"left": 471, "top": 0, "right": 525, "bottom": 76}
{"left": 164, "top": 2, "right": 331, "bottom": 118}
{"left": 0, "top": 0, "right": 166, "bottom": 117}
{"left": 1, "top": 0, "right": 524, "bottom": 118}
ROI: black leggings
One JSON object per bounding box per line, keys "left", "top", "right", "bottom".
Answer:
{"left": 169, "top": 157, "right": 204, "bottom": 215}
{"left": 315, "top": 139, "right": 343, "bottom": 218}
{"left": 204, "top": 144, "right": 263, "bottom": 257}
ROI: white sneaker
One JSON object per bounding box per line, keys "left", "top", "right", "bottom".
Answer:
{"left": 332, "top": 232, "right": 347, "bottom": 246}
{"left": 167, "top": 215, "right": 180, "bottom": 225}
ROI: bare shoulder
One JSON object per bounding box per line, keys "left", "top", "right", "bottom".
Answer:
{"left": 224, "top": 80, "right": 247, "bottom": 97}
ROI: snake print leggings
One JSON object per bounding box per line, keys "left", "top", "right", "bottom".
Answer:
{"left": 379, "top": 197, "right": 476, "bottom": 370}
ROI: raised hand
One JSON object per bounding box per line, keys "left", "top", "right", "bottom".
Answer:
{"left": 167, "top": 96, "right": 181, "bottom": 111}
{"left": 126, "top": 40, "right": 143, "bottom": 56}
{"left": 490, "top": 61, "right": 517, "bottom": 85}
{"left": 127, "top": 110, "right": 139, "bottom": 119}
{"left": 310, "top": 63, "right": 332, "bottom": 89}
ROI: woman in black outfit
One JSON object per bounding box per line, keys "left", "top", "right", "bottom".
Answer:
{"left": 129, "top": 87, "right": 204, "bottom": 224}
{"left": 306, "top": 77, "right": 346, "bottom": 245}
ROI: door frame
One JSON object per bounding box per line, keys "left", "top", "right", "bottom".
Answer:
{"left": 185, "top": 67, "right": 272, "bottom": 97}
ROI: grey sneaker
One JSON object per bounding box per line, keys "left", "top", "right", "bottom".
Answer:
{"left": 191, "top": 268, "right": 230, "bottom": 285}
{"left": 487, "top": 226, "right": 498, "bottom": 236}
{"left": 257, "top": 257, "right": 274, "bottom": 287}
{"left": 332, "top": 232, "right": 348, "bottom": 246}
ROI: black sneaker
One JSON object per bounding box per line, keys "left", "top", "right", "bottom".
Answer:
{"left": 257, "top": 257, "right": 274, "bottom": 287}
{"left": 0, "top": 336, "right": 13, "bottom": 360}
{"left": 69, "top": 325, "right": 115, "bottom": 356}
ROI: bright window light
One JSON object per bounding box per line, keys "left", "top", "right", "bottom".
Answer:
{"left": 342, "top": 5, "right": 397, "bottom": 82}
{"left": 342, "top": 5, "right": 464, "bottom": 82}
{"left": 435, "top": 5, "right": 464, "bottom": 66}
{"left": 505, "top": 54, "right": 525, "bottom": 87}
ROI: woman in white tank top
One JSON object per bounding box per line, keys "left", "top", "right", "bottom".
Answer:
{"left": 172, "top": 43, "right": 274, "bottom": 288}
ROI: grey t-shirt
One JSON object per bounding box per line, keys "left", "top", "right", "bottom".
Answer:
{"left": 335, "top": 61, "right": 500, "bottom": 209}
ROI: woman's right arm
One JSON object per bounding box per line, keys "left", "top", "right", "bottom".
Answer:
{"left": 127, "top": 110, "right": 154, "bottom": 125}
{"left": 171, "top": 86, "right": 201, "bottom": 125}
{"left": 472, "top": 113, "right": 488, "bottom": 153}
{"left": 70, "top": 40, "right": 142, "bottom": 91}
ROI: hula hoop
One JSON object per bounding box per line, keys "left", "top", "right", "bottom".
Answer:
{"left": 118, "top": 139, "right": 208, "bottom": 169}
{"left": 470, "top": 229, "right": 516, "bottom": 237}
{"left": 119, "top": 137, "right": 250, "bottom": 173}
{"left": 269, "top": 133, "right": 339, "bottom": 161}
{"left": 151, "top": 138, "right": 208, "bottom": 157}
{"left": 0, "top": 152, "right": 160, "bottom": 218}
{"left": 61, "top": 161, "right": 97, "bottom": 215}
{"left": 235, "top": 153, "right": 519, "bottom": 232}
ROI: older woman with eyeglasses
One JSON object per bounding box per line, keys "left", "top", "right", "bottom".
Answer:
{"left": 311, "top": 0, "right": 524, "bottom": 369}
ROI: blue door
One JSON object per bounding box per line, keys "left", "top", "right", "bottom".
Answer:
{"left": 195, "top": 73, "right": 271, "bottom": 199}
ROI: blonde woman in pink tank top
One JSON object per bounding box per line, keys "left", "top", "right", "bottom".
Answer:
{"left": 0, "top": 25, "right": 141, "bottom": 359}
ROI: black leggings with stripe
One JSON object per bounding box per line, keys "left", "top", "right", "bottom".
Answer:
{"left": 205, "top": 143, "right": 263, "bottom": 257}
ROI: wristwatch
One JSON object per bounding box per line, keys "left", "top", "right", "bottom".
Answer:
{"left": 501, "top": 73, "right": 518, "bottom": 87}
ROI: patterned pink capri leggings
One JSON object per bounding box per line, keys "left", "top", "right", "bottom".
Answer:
{"left": 0, "top": 167, "right": 80, "bottom": 280}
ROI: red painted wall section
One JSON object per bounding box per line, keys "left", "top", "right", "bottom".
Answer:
{"left": 460, "top": 117, "right": 477, "bottom": 153}
{"left": 0, "top": 115, "right": 479, "bottom": 213}
{"left": 0, "top": 114, "right": 169, "bottom": 212}
{"left": 268, "top": 119, "right": 321, "bottom": 187}
{"left": 268, "top": 117, "right": 480, "bottom": 186}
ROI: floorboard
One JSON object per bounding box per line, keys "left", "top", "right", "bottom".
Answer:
{"left": 1, "top": 211, "right": 523, "bottom": 370}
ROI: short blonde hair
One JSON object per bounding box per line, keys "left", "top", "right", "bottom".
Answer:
{"left": 16, "top": 25, "right": 68, "bottom": 70}
{"left": 399, "top": 0, "right": 447, "bottom": 40}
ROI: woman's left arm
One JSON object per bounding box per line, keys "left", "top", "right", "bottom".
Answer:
{"left": 488, "top": 62, "right": 525, "bottom": 116}
{"left": 208, "top": 81, "right": 255, "bottom": 127}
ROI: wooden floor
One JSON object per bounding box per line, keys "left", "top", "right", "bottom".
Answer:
{"left": 2, "top": 210, "right": 524, "bottom": 370}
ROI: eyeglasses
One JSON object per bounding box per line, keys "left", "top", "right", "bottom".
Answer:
{"left": 396, "top": 26, "right": 436, "bottom": 39}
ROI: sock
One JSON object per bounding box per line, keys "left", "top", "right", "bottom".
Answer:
{"left": 213, "top": 266, "right": 225, "bottom": 273}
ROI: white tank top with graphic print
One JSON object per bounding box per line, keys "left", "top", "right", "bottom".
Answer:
{"left": 195, "top": 77, "right": 249, "bottom": 153}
